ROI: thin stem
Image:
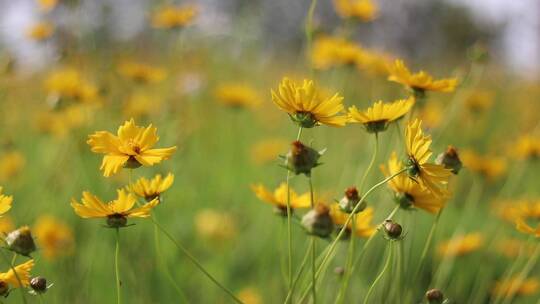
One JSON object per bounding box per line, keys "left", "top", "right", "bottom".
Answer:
{"left": 501, "top": 243, "right": 540, "bottom": 304}
{"left": 358, "top": 133, "right": 379, "bottom": 191}
{"left": 283, "top": 241, "right": 314, "bottom": 304}
{"left": 115, "top": 228, "right": 121, "bottom": 304}
{"left": 0, "top": 250, "right": 27, "bottom": 304}
{"left": 363, "top": 243, "right": 393, "bottom": 304}
{"left": 151, "top": 218, "right": 244, "bottom": 304}
{"left": 308, "top": 175, "right": 316, "bottom": 304}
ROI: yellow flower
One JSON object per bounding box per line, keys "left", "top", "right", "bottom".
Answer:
{"left": 329, "top": 204, "right": 376, "bottom": 238}
{"left": 494, "top": 199, "right": 539, "bottom": 223}
{"left": 118, "top": 62, "right": 166, "bottom": 84}
{"left": 250, "top": 138, "right": 289, "bottom": 165}
{"left": 237, "top": 287, "right": 263, "bottom": 304}
{"left": 0, "top": 260, "right": 34, "bottom": 288}
{"left": 194, "top": 209, "right": 237, "bottom": 241}
{"left": 388, "top": 60, "right": 458, "bottom": 94}
{"left": 0, "top": 151, "right": 25, "bottom": 182}
{"left": 333, "top": 0, "right": 378, "bottom": 22}
{"left": 33, "top": 215, "right": 74, "bottom": 260}
{"left": 130, "top": 173, "right": 174, "bottom": 202}
{"left": 271, "top": 78, "right": 347, "bottom": 128}
{"left": 36, "top": 105, "right": 90, "bottom": 138}
{"left": 251, "top": 183, "right": 311, "bottom": 214}
{"left": 405, "top": 119, "right": 452, "bottom": 197}
{"left": 311, "top": 36, "right": 364, "bottom": 70}
{"left": 348, "top": 97, "right": 414, "bottom": 133}
{"left": 0, "top": 187, "right": 13, "bottom": 217}
{"left": 355, "top": 49, "right": 393, "bottom": 76}
{"left": 26, "top": 21, "right": 54, "bottom": 41}
{"left": 515, "top": 217, "right": 540, "bottom": 238}
{"left": 37, "top": 0, "right": 58, "bottom": 12}
{"left": 460, "top": 149, "right": 507, "bottom": 181}
{"left": 381, "top": 152, "right": 448, "bottom": 214}
{"left": 437, "top": 233, "right": 483, "bottom": 257}
{"left": 417, "top": 101, "right": 444, "bottom": 129}
{"left": 123, "top": 93, "right": 160, "bottom": 119}
{"left": 151, "top": 5, "right": 198, "bottom": 29}
{"left": 511, "top": 134, "right": 540, "bottom": 160}
{"left": 496, "top": 238, "right": 536, "bottom": 258}
{"left": 214, "top": 83, "right": 261, "bottom": 108}
{"left": 87, "top": 119, "right": 177, "bottom": 177}
{"left": 44, "top": 68, "right": 98, "bottom": 103}
{"left": 492, "top": 276, "right": 539, "bottom": 298}
{"left": 71, "top": 189, "right": 159, "bottom": 227}
{"left": 465, "top": 90, "right": 494, "bottom": 113}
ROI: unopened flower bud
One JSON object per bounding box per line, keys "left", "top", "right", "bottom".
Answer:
{"left": 339, "top": 187, "right": 366, "bottom": 213}
{"left": 436, "top": 146, "right": 462, "bottom": 174}
{"left": 106, "top": 214, "right": 128, "bottom": 228}
{"left": 5, "top": 226, "right": 36, "bottom": 256}
{"left": 285, "top": 141, "right": 323, "bottom": 176}
{"left": 30, "top": 277, "right": 47, "bottom": 294}
{"left": 425, "top": 288, "right": 444, "bottom": 304}
{"left": 383, "top": 220, "right": 402, "bottom": 239}
{"left": 0, "top": 281, "right": 8, "bottom": 296}
{"left": 301, "top": 204, "right": 334, "bottom": 238}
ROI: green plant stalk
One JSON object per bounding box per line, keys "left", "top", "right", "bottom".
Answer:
{"left": 358, "top": 133, "right": 379, "bottom": 190}
{"left": 115, "top": 228, "right": 121, "bottom": 304}
{"left": 363, "top": 243, "right": 393, "bottom": 304}
{"left": 283, "top": 242, "right": 313, "bottom": 304}
{"left": 308, "top": 175, "right": 317, "bottom": 304}
{"left": 0, "top": 250, "right": 27, "bottom": 304}
{"left": 500, "top": 243, "right": 540, "bottom": 304}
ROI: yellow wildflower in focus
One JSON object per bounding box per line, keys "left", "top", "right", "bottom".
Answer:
{"left": 44, "top": 68, "right": 98, "bottom": 103}
{"left": 348, "top": 97, "right": 414, "bottom": 133}
{"left": 26, "top": 21, "right": 54, "bottom": 41}
{"left": 37, "top": 0, "right": 58, "bottom": 12}
{"left": 381, "top": 152, "right": 448, "bottom": 214}
{"left": 0, "top": 187, "right": 13, "bottom": 216}
{"left": 330, "top": 204, "right": 376, "bottom": 238}
{"left": 251, "top": 183, "right": 310, "bottom": 215}
{"left": 460, "top": 149, "right": 507, "bottom": 181}
{"left": 130, "top": 173, "right": 174, "bottom": 202}
{"left": 151, "top": 5, "right": 198, "bottom": 29}
{"left": 0, "top": 151, "right": 25, "bottom": 182}
{"left": 311, "top": 36, "right": 364, "bottom": 70}
{"left": 0, "top": 216, "right": 14, "bottom": 235}
{"left": 123, "top": 93, "right": 159, "bottom": 119}
{"left": 118, "top": 62, "right": 166, "bottom": 84}
{"left": 237, "top": 287, "right": 263, "bottom": 304}
{"left": 333, "top": 0, "right": 378, "bottom": 22}
{"left": 250, "top": 138, "right": 288, "bottom": 165}
{"left": 271, "top": 77, "right": 347, "bottom": 128}
{"left": 405, "top": 119, "right": 452, "bottom": 197}
{"left": 34, "top": 215, "right": 74, "bottom": 260}
{"left": 437, "top": 233, "right": 483, "bottom": 257}
{"left": 418, "top": 101, "right": 444, "bottom": 129}
{"left": 511, "top": 134, "right": 540, "bottom": 160}
{"left": 0, "top": 260, "right": 34, "bottom": 288}
{"left": 214, "top": 83, "right": 261, "bottom": 108}
{"left": 388, "top": 60, "right": 458, "bottom": 95}
{"left": 87, "top": 119, "right": 177, "bottom": 177}
{"left": 194, "top": 209, "right": 237, "bottom": 241}
{"left": 492, "top": 276, "right": 539, "bottom": 298}
{"left": 465, "top": 90, "right": 494, "bottom": 113}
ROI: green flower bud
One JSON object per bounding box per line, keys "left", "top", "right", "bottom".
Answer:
{"left": 339, "top": 187, "right": 366, "bottom": 213}
{"left": 301, "top": 204, "right": 334, "bottom": 238}
{"left": 285, "top": 141, "right": 323, "bottom": 176}
{"left": 30, "top": 277, "right": 47, "bottom": 294}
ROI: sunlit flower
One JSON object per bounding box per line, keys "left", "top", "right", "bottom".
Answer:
{"left": 151, "top": 5, "right": 198, "bottom": 29}
{"left": 348, "top": 97, "right": 414, "bottom": 133}
{"left": 0, "top": 260, "right": 34, "bottom": 290}
{"left": 194, "top": 209, "right": 237, "bottom": 241}
{"left": 381, "top": 152, "right": 449, "bottom": 214}
{"left": 405, "top": 119, "right": 452, "bottom": 197}
{"left": 250, "top": 138, "right": 288, "bottom": 165}
{"left": 71, "top": 189, "right": 159, "bottom": 227}
{"left": 271, "top": 77, "right": 347, "bottom": 128}
{"left": 44, "top": 68, "right": 98, "bottom": 104}
{"left": 214, "top": 83, "right": 261, "bottom": 108}
{"left": 460, "top": 149, "right": 507, "bottom": 181}
{"left": 311, "top": 36, "right": 364, "bottom": 70}
{"left": 333, "top": 0, "right": 378, "bottom": 22}
{"left": 0, "top": 187, "right": 13, "bottom": 217}
{"left": 0, "top": 151, "right": 25, "bottom": 182}
{"left": 130, "top": 173, "right": 174, "bottom": 202}
{"left": 330, "top": 204, "right": 376, "bottom": 238}
{"left": 251, "top": 183, "right": 310, "bottom": 215}
{"left": 437, "top": 233, "right": 483, "bottom": 257}
{"left": 33, "top": 215, "right": 74, "bottom": 260}
{"left": 388, "top": 60, "right": 458, "bottom": 96}
{"left": 118, "top": 62, "right": 166, "bottom": 84}
{"left": 237, "top": 287, "right": 263, "bottom": 304}
{"left": 511, "top": 134, "right": 540, "bottom": 160}
{"left": 26, "top": 21, "right": 54, "bottom": 41}
{"left": 87, "top": 119, "right": 177, "bottom": 177}
{"left": 492, "top": 276, "right": 539, "bottom": 298}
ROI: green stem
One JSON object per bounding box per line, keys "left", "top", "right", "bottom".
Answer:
{"left": 358, "top": 133, "right": 379, "bottom": 191}
{"left": 151, "top": 218, "right": 244, "bottom": 304}
{"left": 308, "top": 175, "right": 316, "bottom": 304}
{"left": 283, "top": 242, "right": 314, "bottom": 304}
{"left": 0, "top": 250, "right": 26, "bottom": 304}
{"left": 363, "top": 243, "right": 393, "bottom": 304}
{"left": 335, "top": 216, "right": 355, "bottom": 304}
{"left": 500, "top": 243, "right": 540, "bottom": 304}
{"left": 115, "top": 229, "right": 121, "bottom": 304}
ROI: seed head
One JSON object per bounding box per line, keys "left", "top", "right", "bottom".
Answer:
{"left": 301, "top": 204, "right": 334, "bottom": 238}
{"left": 425, "top": 288, "right": 444, "bottom": 304}
{"left": 5, "top": 226, "right": 36, "bottom": 257}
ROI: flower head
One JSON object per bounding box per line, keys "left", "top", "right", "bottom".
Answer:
{"left": 333, "top": 0, "right": 378, "bottom": 22}
{"left": 118, "top": 62, "right": 166, "bottom": 84}
{"left": 492, "top": 276, "right": 539, "bottom": 298}
{"left": 5, "top": 226, "right": 36, "bottom": 256}
{"left": 130, "top": 173, "right": 174, "bottom": 202}
{"left": 388, "top": 60, "right": 458, "bottom": 95}
{"left": 0, "top": 187, "right": 13, "bottom": 216}
{"left": 461, "top": 149, "right": 507, "bottom": 181}
{"left": 348, "top": 97, "right": 414, "bottom": 133}
{"left": 194, "top": 209, "right": 237, "bottom": 241}
{"left": 251, "top": 183, "right": 310, "bottom": 215}
{"left": 437, "top": 233, "right": 483, "bottom": 257}
{"left": 0, "top": 260, "right": 34, "bottom": 290}
{"left": 311, "top": 36, "right": 364, "bottom": 70}
{"left": 214, "top": 83, "right": 261, "bottom": 108}
{"left": 44, "top": 68, "right": 98, "bottom": 104}
{"left": 33, "top": 215, "right": 74, "bottom": 260}
{"left": 151, "top": 5, "right": 198, "bottom": 29}
{"left": 271, "top": 78, "right": 347, "bottom": 128}
{"left": 87, "top": 119, "right": 177, "bottom": 177}
{"left": 511, "top": 134, "right": 540, "bottom": 160}
{"left": 71, "top": 189, "right": 159, "bottom": 227}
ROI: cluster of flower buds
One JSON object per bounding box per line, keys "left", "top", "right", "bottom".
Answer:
{"left": 436, "top": 146, "right": 462, "bottom": 174}
{"left": 301, "top": 204, "right": 334, "bottom": 238}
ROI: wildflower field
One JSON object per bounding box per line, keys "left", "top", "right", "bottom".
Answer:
{"left": 0, "top": 0, "right": 539, "bottom": 303}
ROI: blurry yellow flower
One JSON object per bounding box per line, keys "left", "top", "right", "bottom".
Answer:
{"left": 333, "top": 0, "right": 378, "bottom": 22}
{"left": 405, "top": 119, "right": 452, "bottom": 197}
{"left": 348, "top": 97, "right": 414, "bottom": 133}
{"left": 26, "top": 21, "right": 54, "bottom": 41}
{"left": 0, "top": 260, "right": 34, "bottom": 288}
{"left": 34, "top": 215, "right": 74, "bottom": 260}
{"left": 355, "top": 49, "right": 393, "bottom": 76}
{"left": 0, "top": 216, "right": 14, "bottom": 235}
{"left": 36, "top": 105, "right": 89, "bottom": 138}
{"left": 388, "top": 60, "right": 458, "bottom": 95}
{"left": 437, "top": 233, "right": 483, "bottom": 257}
{"left": 418, "top": 101, "right": 444, "bottom": 129}
{"left": 251, "top": 183, "right": 311, "bottom": 214}
{"left": 151, "top": 5, "right": 198, "bottom": 29}
{"left": 214, "top": 83, "right": 261, "bottom": 108}
{"left": 330, "top": 204, "right": 376, "bottom": 238}
{"left": 123, "top": 93, "right": 159, "bottom": 119}
{"left": 381, "top": 152, "right": 448, "bottom": 214}
{"left": 237, "top": 287, "right": 263, "bottom": 304}
{"left": 130, "top": 173, "right": 174, "bottom": 202}
{"left": 511, "top": 134, "right": 540, "bottom": 160}
{"left": 460, "top": 149, "right": 507, "bottom": 181}
{"left": 118, "top": 62, "right": 166, "bottom": 84}
{"left": 494, "top": 199, "right": 539, "bottom": 223}
{"left": 465, "top": 90, "right": 494, "bottom": 113}
{"left": 87, "top": 119, "right": 177, "bottom": 177}
{"left": 71, "top": 189, "right": 159, "bottom": 227}
{"left": 311, "top": 36, "right": 364, "bottom": 70}
{"left": 496, "top": 238, "right": 535, "bottom": 258}
{"left": 250, "top": 138, "right": 288, "bottom": 165}
{"left": 194, "top": 209, "right": 237, "bottom": 241}
{"left": 0, "top": 187, "right": 13, "bottom": 216}
{"left": 37, "top": 0, "right": 58, "bottom": 12}
{"left": 0, "top": 151, "right": 25, "bottom": 182}
{"left": 44, "top": 68, "right": 98, "bottom": 103}
{"left": 515, "top": 217, "right": 540, "bottom": 238}
{"left": 492, "top": 276, "right": 539, "bottom": 298}
{"left": 271, "top": 78, "right": 347, "bottom": 127}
